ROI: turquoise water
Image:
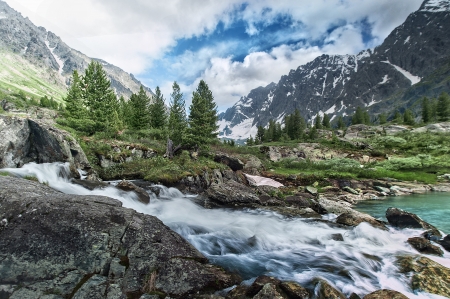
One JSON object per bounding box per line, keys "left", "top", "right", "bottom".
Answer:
{"left": 355, "top": 192, "right": 450, "bottom": 234}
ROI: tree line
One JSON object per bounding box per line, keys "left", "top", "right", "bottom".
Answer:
{"left": 62, "top": 61, "right": 218, "bottom": 152}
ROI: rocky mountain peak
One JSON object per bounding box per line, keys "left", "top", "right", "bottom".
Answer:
{"left": 419, "top": 0, "right": 450, "bottom": 12}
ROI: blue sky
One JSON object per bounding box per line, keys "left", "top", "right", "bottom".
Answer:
{"left": 5, "top": 0, "right": 423, "bottom": 111}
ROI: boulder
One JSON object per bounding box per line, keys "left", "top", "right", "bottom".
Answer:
{"left": 245, "top": 173, "right": 283, "bottom": 188}
{"left": 383, "top": 125, "right": 408, "bottom": 135}
{"left": 343, "top": 186, "right": 359, "bottom": 195}
{"left": 336, "top": 212, "right": 387, "bottom": 230}
{"left": 317, "top": 197, "right": 353, "bottom": 215}
{"left": 407, "top": 237, "right": 443, "bottom": 256}
{"left": 253, "top": 283, "right": 284, "bottom": 299}
{"left": 205, "top": 180, "right": 260, "bottom": 205}
{"left": 116, "top": 180, "right": 150, "bottom": 204}
{"left": 385, "top": 208, "right": 441, "bottom": 237}
{"left": 362, "top": 289, "right": 408, "bottom": 299}
{"left": 314, "top": 279, "right": 345, "bottom": 299}
{"left": 397, "top": 256, "right": 450, "bottom": 298}
{"left": 305, "top": 186, "right": 318, "bottom": 196}
{"left": 279, "top": 281, "right": 310, "bottom": 299}
{"left": 243, "top": 155, "right": 263, "bottom": 175}
{"left": 246, "top": 276, "right": 281, "bottom": 297}
{"left": 214, "top": 153, "right": 244, "bottom": 171}
{"left": 439, "top": 234, "right": 450, "bottom": 252}
{"left": 0, "top": 176, "right": 239, "bottom": 299}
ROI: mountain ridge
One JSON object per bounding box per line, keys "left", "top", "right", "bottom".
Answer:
{"left": 219, "top": 0, "right": 450, "bottom": 140}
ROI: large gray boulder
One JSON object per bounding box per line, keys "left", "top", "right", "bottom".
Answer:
{"left": 385, "top": 207, "right": 441, "bottom": 237}
{"left": 0, "top": 176, "right": 239, "bottom": 299}
{"left": 205, "top": 180, "right": 260, "bottom": 205}
{"left": 0, "top": 115, "right": 91, "bottom": 176}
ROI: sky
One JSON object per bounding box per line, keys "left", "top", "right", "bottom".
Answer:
{"left": 4, "top": 0, "right": 424, "bottom": 112}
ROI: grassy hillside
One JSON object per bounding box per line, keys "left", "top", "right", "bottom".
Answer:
{"left": 0, "top": 50, "right": 66, "bottom": 103}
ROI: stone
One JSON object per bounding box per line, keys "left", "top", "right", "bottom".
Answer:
{"left": 305, "top": 186, "right": 318, "bottom": 196}
{"left": 385, "top": 207, "right": 441, "bottom": 237}
{"left": 439, "top": 234, "right": 450, "bottom": 252}
{"left": 373, "top": 186, "right": 391, "bottom": 193}
{"left": 397, "top": 256, "right": 450, "bottom": 298}
{"left": 0, "top": 176, "right": 239, "bottom": 299}
{"left": 214, "top": 153, "right": 244, "bottom": 171}
{"left": 253, "top": 283, "right": 284, "bottom": 299}
{"left": 343, "top": 186, "right": 359, "bottom": 195}
{"left": 336, "top": 212, "right": 387, "bottom": 230}
{"left": 407, "top": 237, "right": 443, "bottom": 256}
{"left": 349, "top": 293, "right": 361, "bottom": 299}
{"left": 280, "top": 281, "right": 310, "bottom": 299}
{"left": 362, "top": 289, "right": 408, "bottom": 299}
{"left": 383, "top": 125, "right": 409, "bottom": 135}
{"left": 246, "top": 275, "right": 281, "bottom": 297}
{"left": 314, "top": 279, "right": 345, "bottom": 299}
{"left": 116, "top": 180, "right": 150, "bottom": 204}
{"left": 205, "top": 180, "right": 260, "bottom": 205}
{"left": 331, "top": 234, "right": 344, "bottom": 241}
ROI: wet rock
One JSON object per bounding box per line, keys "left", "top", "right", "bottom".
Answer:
{"left": 253, "top": 283, "right": 283, "bottom": 299}
{"left": 0, "top": 176, "right": 238, "bottom": 299}
{"left": 336, "top": 212, "right": 387, "bottom": 230}
{"left": 385, "top": 208, "right": 441, "bottom": 237}
{"left": 214, "top": 153, "right": 244, "bottom": 171}
{"left": 225, "top": 285, "right": 249, "bottom": 299}
{"left": 246, "top": 276, "right": 281, "bottom": 297}
{"left": 72, "top": 178, "right": 109, "bottom": 190}
{"left": 116, "top": 180, "right": 150, "bottom": 204}
{"left": 439, "top": 235, "right": 450, "bottom": 252}
{"left": 407, "top": 237, "right": 443, "bottom": 256}
{"left": 397, "top": 256, "right": 450, "bottom": 298}
{"left": 331, "top": 234, "right": 344, "bottom": 241}
{"left": 314, "top": 279, "right": 345, "bottom": 299}
{"left": 349, "top": 293, "right": 361, "bottom": 299}
{"left": 362, "top": 289, "right": 408, "bottom": 299}
{"left": 205, "top": 180, "right": 260, "bottom": 205}
{"left": 373, "top": 186, "right": 391, "bottom": 193}
{"left": 317, "top": 197, "right": 353, "bottom": 215}
{"left": 279, "top": 281, "right": 310, "bottom": 299}
{"left": 343, "top": 186, "right": 359, "bottom": 195}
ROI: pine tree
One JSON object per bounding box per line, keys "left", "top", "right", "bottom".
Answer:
{"left": 422, "top": 97, "right": 431, "bottom": 123}
{"left": 337, "top": 116, "right": 346, "bottom": 129}
{"left": 393, "top": 110, "right": 403, "bottom": 124}
{"left": 363, "top": 111, "right": 371, "bottom": 125}
{"left": 256, "top": 125, "right": 265, "bottom": 143}
{"left": 168, "top": 81, "right": 187, "bottom": 145}
{"left": 379, "top": 113, "right": 387, "bottom": 125}
{"left": 149, "top": 87, "right": 167, "bottom": 130}
{"left": 352, "top": 107, "right": 364, "bottom": 125}
{"left": 314, "top": 114, "right": 322, "bottom": 129}
{"left": 274, "top": 123, "right": 282, "bottom": 141}
{"left": 403, "top": 109, "right": 415, "bottom": 125}
{"left": 186, "top": 80, "right": 219, "bottom": 148}
{"left": 81, "top": 61, "right": 118, "bottom": 131}
{"left": 291, "top": 109, "right": 305, "bottom": 139}
{"left": 65, "top": 70, "right": 86, "bottom": 119}
{"left": 436, "top": 92, "right": 450, "bottom": 121}
{"left": 129, "top": 86, "right": 151, "bottom": 130}
{"left": 322, "top": 113, "right": 331, "bottom": 129}
{"left": 246, "top": 135, "right": 254, "bottom": 146}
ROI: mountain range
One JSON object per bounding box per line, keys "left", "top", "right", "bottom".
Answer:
{"left": 0, "top": 0, "right": 153, "bottom": 101}
{"left": 219, "top": 0, "right": 450, "bottom": 140}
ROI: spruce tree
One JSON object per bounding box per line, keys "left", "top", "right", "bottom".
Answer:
{"left": 291, "top": 109, "right": 304, "bottom": 139}
{"left": 337, "top": 116, "right": 346, "bottom": 129}
{"left": 379, "top": 113, "right": 387, "bottom": 125}
{"left": 256, "top": 125, "right": 265, "bottom": 143}
{"left": 65, "top": 70, "right": 86, "bottom": 119}
{"left": 393, "top": 111, "right": 403, "bottom": 124}
{"left": 437, "top": 92, "right": 450, "bottom": 121}
{"left": 314, "top": 114, "right": 322, "bottom": 129}
{"left": 129, "top": 86, "right": 151, "bottom": 130}
{"left": 422, "top": 97, "right": 431, "bottom": 123}
{"left": 149, "top": 86, "right": 167, "bottom": 129}
{"left": 403, "top": 109, "right": 415, "bottom": 125}
{"left": 352, "top": 107, "right": 364, "bottom": 125}
{"left": 186, "top": 80, "right": 218, "bottom": 148}
{"left": 322, "top": 113, "right": 331, "bottom": 129}
{"left": 81, "top": 61, "right": 118, "bottom": 130}
{"left": 168, "top": 81, "right": 187, "bottom": 145}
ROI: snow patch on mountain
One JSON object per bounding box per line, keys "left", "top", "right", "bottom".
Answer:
{"left": 219, "top": 118, "right": 257, "bottom": 139}
{"left": 420, "top": 0, "right": 450, "bottom": 12}
{"left": 381, "top": 60, "right": 421, "bottom": 85}
{"left": 45, "top": 40, "right": 65, "bottom": 75}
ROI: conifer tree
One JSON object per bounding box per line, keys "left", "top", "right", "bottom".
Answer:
{"left": 363, "top": 111, "right": 371, "bottom": 125}
{"left": 322, "top": 113, "right": 331, "bottom": 129}
{"left": 352, "top": 107, "right": 364, "bottom": 125}
{"left": 421, "top": 97, "right": 431, "bottom": 123}
{"left": 437, "top": 92, "right": 450, "bottom": 121}
{"left": 291, "top": 109, "right": 305, "bottom": 139}
{"left": 337, "top": 116, "right": 346, "bottom": 129}
{"left": 81, "top": 61, "right": 118, "bottom": 130}
{"left": 314, "top": 114, "right": 322, "bottom": 129}
{"left": 393, "top": 110, "right": 403, "bottom": 124}
{"left": 168, "top": 81, "right": 187, "bottom": 145}
{"left": 149, "top": 87, "right": 167, "bottom": 130}
{"left": 274, "top": 123, "right": 282, "bottom": 141}
{"left": 403, "top": 109, "right": 415, "bottom": 125}
{"left": 129, "top": 86, "right": 151, "bottom": 130}
{"left": 246, "top": 135, "right": 254, "bottom": 146}
{"left": 186, "top": 80, "right": 218, "bottom": 148}
{"left": 256, "top": 125, "right": 265, "bottom": 143}
{"left": 65, "top": 70, "right": 86, "bottom": 119}
{"left": 379, "top": 113, "right": 387, "bottom": 125}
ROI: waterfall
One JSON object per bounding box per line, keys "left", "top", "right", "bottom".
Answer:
{"left": 2, "top": 162, "right": 449, "bottom": 299}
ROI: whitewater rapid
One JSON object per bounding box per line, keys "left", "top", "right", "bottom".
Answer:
{"left": 2, "top": 162, "right": 449, "bottom": 299}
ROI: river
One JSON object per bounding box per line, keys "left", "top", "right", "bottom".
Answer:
{"left": 2, "top": 162, "right": 450, "bottom": 299}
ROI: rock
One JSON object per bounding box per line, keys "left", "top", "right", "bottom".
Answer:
{"left": 205, "top": 180, "right": 260, "bottom": 205}
{"left": 246, "top": 275, "right": 281, "bottom": 297}
{"left": 116, "top": 180, "right": 150, "bottom": 204}
{"left": 214, "top": 153, "right": 244, "bottom": 171}
{"left": 336, "top": 212, "right": 387, "bottom": 230}
{"left": 280, "top": 281, "right": 310, "bottom": 299}
{"left": 373, "top": 186, "right": 391, "bottom": 193}
{"left": 253, "top": 283, "right": 284, "bottom": 299}
{"left": 317, "top": 197, "right": 353, "bottom": 215}
{"left": 439, "top": 235, "right": 450, "bottom": 252}
{"left": 225, "top": 285, "right": 249, "bottom": 299}
{"left": 397, "top": 256, "right": 450, "bottom": 298}
{"left": 243, "top": 155, "right": 263, "bottom": 175}
{"left": 383, "top": 125, "right": 409, "bottom": 135}
{"left": 0, "top": 115, "right": 92, "bottom": 176}
{"left": 349, "top": 293, "right": 361, "bottom": 299}
{"left": 411, "top": 122, "right": 450, "bottom": 133}
{"left": 343, "top": 186, "right": 359, "bottom": 195}
{"left": 72, "top": 178, "right": 109, "bottom": 190}
{"left": 331, "top": 234, "right": 344, "bottom": 241}
{"left": 305, "top": 186, "right": 318, "bottom": 196}
{"left": 362, "top": 289, "right": 408, "bottom": 299}
{"left": 407, "top": 237, "right": 443, "bottom": 256}
{"left": 0, "top": 176, "right": 239, "bottom": 299}
{"left": 260, "top": 146, "right": 282, "bottom": 162}
{"left": 385, "top": 208, "right": 441, "bottom": 237}
{"left": 244, "top": 174, "right": 283, "bottom": 188}
{"left": 314, "top": 279, "right": 345, "bottom": 299}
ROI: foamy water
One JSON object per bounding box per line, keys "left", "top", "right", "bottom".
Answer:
{"left": 2, "top": 162, "right": 449, "bottom": 299}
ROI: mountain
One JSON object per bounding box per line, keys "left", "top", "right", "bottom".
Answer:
{"left": 219, "top": 0, "right": 450, "bottom": 140}
{"left": 0, "top": 0, "right": 153, "bottom": 100}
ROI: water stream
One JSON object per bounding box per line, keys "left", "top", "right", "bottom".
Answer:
{"left": 2, "top": 162, "right": 450, "bottom": 299}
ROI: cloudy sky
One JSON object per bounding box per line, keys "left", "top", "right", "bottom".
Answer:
{"left": 4, "top": 0, "right": 423, "bottom": 111}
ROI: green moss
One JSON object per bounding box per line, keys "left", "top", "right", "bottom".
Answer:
{"left": 24, "top": 175, "right": 39, "bottom": 182}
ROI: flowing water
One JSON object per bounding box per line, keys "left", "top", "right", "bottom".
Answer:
{"left": 2, "top": 162, "right": 450, "bottom": 299}
{"left": 355, "top": 193, "right": 450, "bottom": 234}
